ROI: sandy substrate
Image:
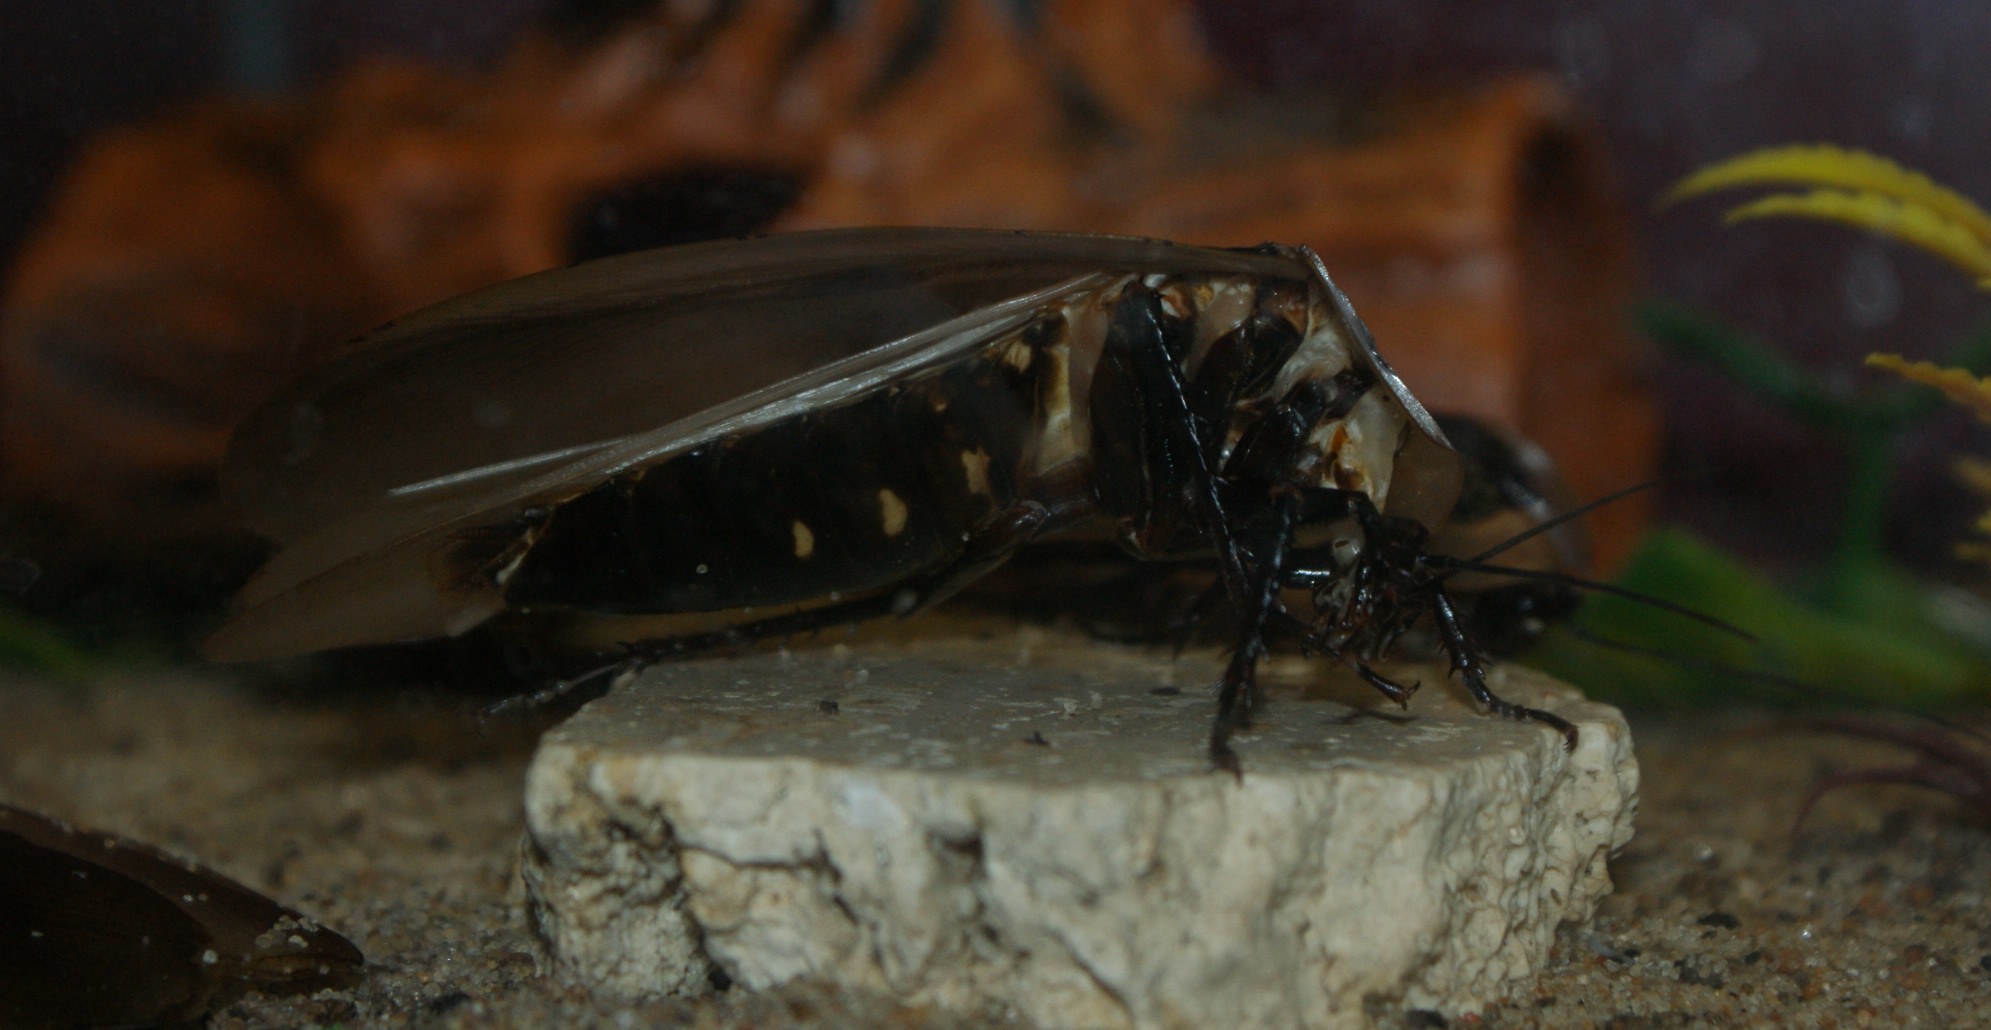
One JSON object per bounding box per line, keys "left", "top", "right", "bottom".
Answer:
{"left": 3, "top": 626, "right": 1988, "bottom": 1028}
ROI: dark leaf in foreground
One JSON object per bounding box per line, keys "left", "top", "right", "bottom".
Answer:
{"left": 0, "top": 803, "right": 362, "bottom": 1029}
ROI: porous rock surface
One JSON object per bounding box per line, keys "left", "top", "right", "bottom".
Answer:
{"left": 520, "top": 629, "right": 1637, "bottom": 1029}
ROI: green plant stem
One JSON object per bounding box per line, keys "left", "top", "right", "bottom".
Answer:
{"left": 1822, "top": 423, "right": 1896, "bottom": 612}
{"left": 1638, "top": 303, "right": 1858, "bottom": 425}
{"left": 1637, "top": 304, "right": 1991, "bottom": 621}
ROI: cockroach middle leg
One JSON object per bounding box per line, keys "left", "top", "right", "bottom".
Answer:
{"left": 1097, "top": 283, "right": 1251, "bottom": 597}
{"left": 1210, "top": 644, "right": 1262, "bottom": 777}
{"left": 1097, "top": 282, "right": 1286, "bottom": 773}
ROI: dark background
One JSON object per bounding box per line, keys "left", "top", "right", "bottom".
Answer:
{"left": 5, "top": 0, "right": 1991, "bottom": 570}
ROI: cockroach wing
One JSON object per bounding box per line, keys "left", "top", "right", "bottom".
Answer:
{"left": 224, "top": 228, "right": 1244, "bottom": 542}
{"left": 208, "top": 229, "right": 1457, "bottom": 661}
{"left": 210, "top": 275, "right": 1082, "bottom": 661}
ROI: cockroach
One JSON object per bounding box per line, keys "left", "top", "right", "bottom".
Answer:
{"left": 0, "top": 802, "right": 362, "bottom": 1027}
{"left": 204, "top": 227, "right": 1583, "bottom": 771}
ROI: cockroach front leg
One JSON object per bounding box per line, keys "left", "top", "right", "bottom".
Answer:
{"left": 1429, "top": 585, "right": 1578, "bottom": 749}
{"left": 1352, "top": 661, "right": 1419, "bottom": 707}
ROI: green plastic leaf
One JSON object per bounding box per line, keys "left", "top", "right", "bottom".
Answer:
{"left": 1525, "top": 528, "right": 1991, "bottom": 711}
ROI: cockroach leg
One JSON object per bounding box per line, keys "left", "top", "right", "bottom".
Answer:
{"left": 1429, "top": 585, "right": 1577, "bottom": 749}
{"left": 482, "top": 658, "right": 636, "bottom": 717}
{"left": 1206, "top": 490, "right": 1302, "bottom": 775}
{"left": 1100, "top": 281, "right": 1297, "bottom": 775}
{"left": 1210, "top": 644, "right": 1260, "bottom": 778}
{"left": 1098, "top": 283, "right": 1250, "bottom": 597}
{"left": 483, "top": 592, "right": 907, "bottom": 718}
{"left": 1353, "top": 661, "right": 1419, "bottom": 707}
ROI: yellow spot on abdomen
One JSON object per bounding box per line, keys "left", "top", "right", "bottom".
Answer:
{"left": 960, "top": 448, "right": 992, "bottom": 495}
{"left": 792, "top": 520, "right": 815, "bottom": 559}
{"left": 878, "top": 488, "right": 908, "bottom": 537}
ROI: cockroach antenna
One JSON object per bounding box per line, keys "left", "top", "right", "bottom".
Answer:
{"left": 1461, "top": 477, "right": 1668, "bottom": 567}
{"left": 1421, "top": 554, "right": 1758, "bottom": 643}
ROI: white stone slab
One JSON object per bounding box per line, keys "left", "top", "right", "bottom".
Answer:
{"left": 521, "top": 628, "right": 1637, "bottom": 1028}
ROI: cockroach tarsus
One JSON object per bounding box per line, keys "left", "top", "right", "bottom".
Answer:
{"left": 208, "top": 228, "right": 1596, "bottom": 770}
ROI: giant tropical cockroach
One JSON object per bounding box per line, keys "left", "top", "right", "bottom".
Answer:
{"left": 204, "top": 228, "right": 1584, "bottom": 770}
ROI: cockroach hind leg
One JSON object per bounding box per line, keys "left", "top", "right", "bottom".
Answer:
{"left": 902, "top": 501, "right": 1055, "bottom": 615}
{"left": 480, "top": 655, "right": 635, "bottom": 720}
{"left": 490, "top": 536, "right": 1062, "bottom": 723}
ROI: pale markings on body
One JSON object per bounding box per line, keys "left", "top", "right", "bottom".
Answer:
{"left": 1186, "top": 280, "right": 1257, "bottom": 365}
{"left": 792, "top": 520, "right": 815, "bottom": 559}
{"left": 994, "top": 337, "right": 1033, "bottom": 373}
{"left": 1009, "top": 272, "right": 1411, "bottom": 513}
{"left": 1328, "top": 392, "right": 1404, "bottom": 500}
{"left": 1153, "top": 279, "right": 1194, "bottom": 322}
{"left": 960, "top": 447, "right": 992, "bottom": 496}
{"left": 878, "top": 489, "right": 908, "bottom": 537}
{"left": 1031, "top": 336, "right": 1079, "bottom": 475}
